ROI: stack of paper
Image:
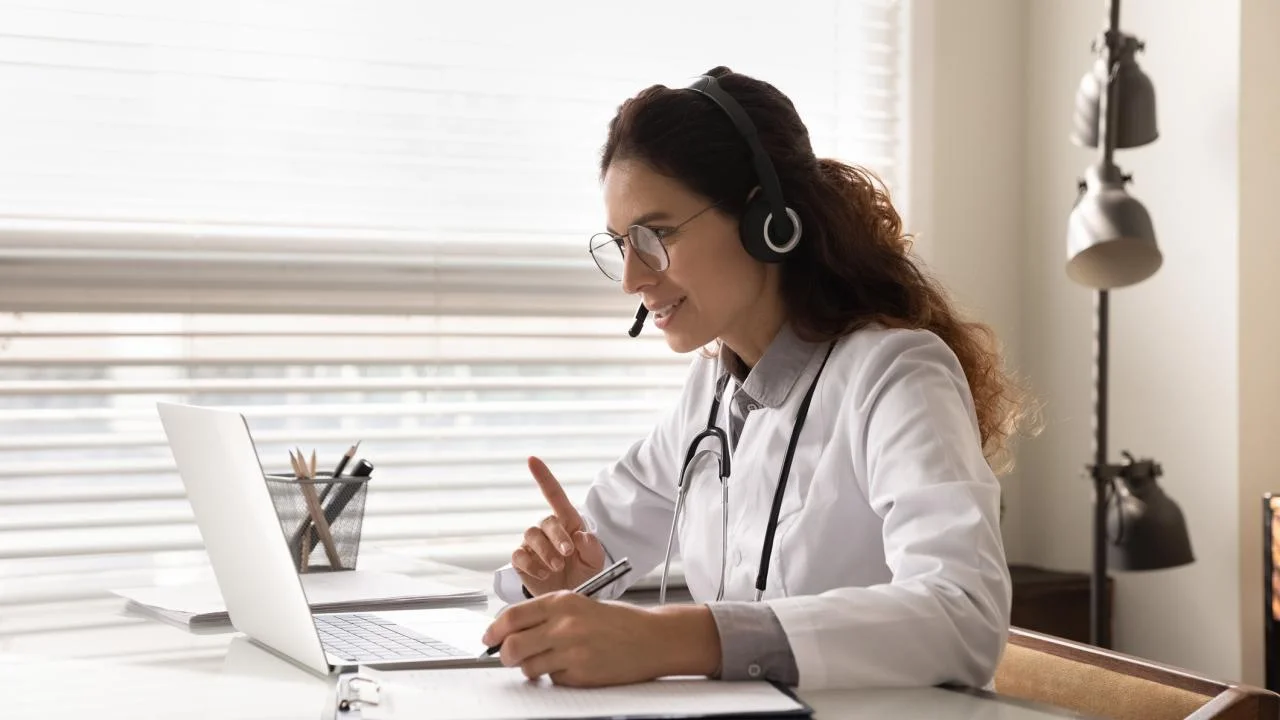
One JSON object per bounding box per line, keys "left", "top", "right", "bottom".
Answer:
{"left": 114, "top": 570, "right": 487, "bottom": 629}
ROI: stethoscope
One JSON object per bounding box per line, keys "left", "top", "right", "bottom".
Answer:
{"left": 659, "top": 342, "right": 835, "bottom": 604}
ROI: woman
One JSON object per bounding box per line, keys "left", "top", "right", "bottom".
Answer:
{"left": 481, "top": 67, "right": 1033, "bottom": 691}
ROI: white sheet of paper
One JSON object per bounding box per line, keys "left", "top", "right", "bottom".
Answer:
{"left": 113, "top": 570, "right": 483, "bottom": 619}
{"left": 115, "top": 579, "right": 226, "bottom": 614}
{"left": 362, "top": 667, "right": 806, "bottom": 720}
{"left": 298, "top": 570, "right": 483, "bottom": 604}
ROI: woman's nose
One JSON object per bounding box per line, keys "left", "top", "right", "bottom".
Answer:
{"left": 620, "top": 244, "right": 659, "bottom": 295}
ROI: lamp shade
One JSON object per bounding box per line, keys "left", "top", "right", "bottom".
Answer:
{"left": 1106, "top": 459, "right": 1195, "bottom": 571}
{"left": 1071, "top": 33, "right": 1158, "bottom": 149}
{"left": 1066, "top": 163, "right": 1161, "bottom": 289}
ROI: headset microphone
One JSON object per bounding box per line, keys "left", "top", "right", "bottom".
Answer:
{"left": 628, "top": 303, "right": 648, "bottom": 337}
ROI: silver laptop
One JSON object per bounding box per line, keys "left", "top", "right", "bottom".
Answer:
{"left": 157, "top": 401, "right": 501, "bottom": 676}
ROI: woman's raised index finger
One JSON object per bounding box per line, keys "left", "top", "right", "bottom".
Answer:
{"left": 528, "top": 456, "right": 583, "bottom": 531}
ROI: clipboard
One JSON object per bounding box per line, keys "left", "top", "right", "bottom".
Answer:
{"left": 330, "top": 669, "right": 814, "bottom": 720}
{"left": 333, "top": 673, "right": 381, "bottom": 719}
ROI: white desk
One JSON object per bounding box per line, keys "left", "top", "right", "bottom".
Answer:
{"left": 0, "top": 551, "right": 1088, "bottom": 719}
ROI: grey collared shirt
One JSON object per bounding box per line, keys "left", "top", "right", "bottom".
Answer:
{"left": 704, "top": 325, "right": 825, "bottom": 686}
{"left": 720, "top": 324, "right": 821, "bottom": 453}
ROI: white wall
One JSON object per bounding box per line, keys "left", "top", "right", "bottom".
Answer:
{"left": 905, "top": 0, "right": 1029, "bottom": 560}
{"left": 1237, "top": 0, "right": 1280, "bottom": 688}
{"left": 1019, "top": 0, "right": 1244, "bottom": 682}
{"left": 916, "top": 0, "right": 1278, "bottom": 683}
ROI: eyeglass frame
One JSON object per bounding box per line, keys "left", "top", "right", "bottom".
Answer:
{"left": 588, "top": 202, "right": 722, "bottom": 281}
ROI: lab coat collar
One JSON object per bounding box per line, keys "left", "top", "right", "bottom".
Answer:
{"left": 718, "top": 324, "right": 826, "bottom": 409}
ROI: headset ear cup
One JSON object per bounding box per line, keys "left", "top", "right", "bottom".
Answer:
{"left": 740, "top": 194, "right": 780, "bottom": 262}
{"left": 739, "top": 195, "right": 801, "bottom": 263}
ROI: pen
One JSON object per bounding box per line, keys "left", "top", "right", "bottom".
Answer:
{"left": 481, "top": 557, "right": 632, "bottom": 658}
{"left": 318, "top": 440, "right": 362, "bottom": 505}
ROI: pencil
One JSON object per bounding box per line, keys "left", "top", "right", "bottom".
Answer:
{"left": 318, "top": 440, "right": 361, "bottom": 506}
{"left": 331, "top": 441, "right": 360, "bottom": 479}
{"left": 287, "top": 450, "right": 318, "bottom": 571}
{"left": 295, "top": 447, "right": 343, "bottom": 570}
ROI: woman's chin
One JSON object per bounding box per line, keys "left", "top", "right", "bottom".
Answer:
{"left": 660, "top": 328, "right": 713, "bottom": 355}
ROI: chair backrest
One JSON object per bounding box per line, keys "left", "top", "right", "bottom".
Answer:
{"left": 1263, "top": 494, "right": 1279, "bottom": 692}
{"left": 995, "top": 627, "right": 1280, "bottom": 720}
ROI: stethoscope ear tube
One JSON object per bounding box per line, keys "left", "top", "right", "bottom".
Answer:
{"left": 677, "top": 428, "right": 731, "bottom": 487}
{"left": 752, "top": 343, "right": 835, "bottom": 598}
{"left": 659, "top": 472, "right": 692, "bottom": 605}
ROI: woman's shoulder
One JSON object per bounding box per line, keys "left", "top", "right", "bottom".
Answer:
{"left": 834, "top": 323, "right": 958, "bottom": 362}
{"left": 828, "top": 325, "right": 966, "bottom": 397}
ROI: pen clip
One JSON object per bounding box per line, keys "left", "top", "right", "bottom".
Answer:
{"left": 575, "top": 557, "right": 632, "bottom": 597}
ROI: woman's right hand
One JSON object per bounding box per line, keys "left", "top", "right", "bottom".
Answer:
{"left": 511, "top": 456, "right": 606, "bottom": 596}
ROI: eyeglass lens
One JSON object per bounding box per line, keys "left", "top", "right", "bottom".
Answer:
{"left": 589, "top": 226, "right": 667, "bottom": 281}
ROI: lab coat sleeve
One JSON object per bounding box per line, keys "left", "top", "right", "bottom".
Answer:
{"left": 706, "top": 602, "right": 800, "bottom": 685}
{"left": 769, "top": 331, "right": 1011, "bottom": 690}
{"left": 572, "top": 389, "right": 694, "bottom": 601}
{"left": 493, "top": 357, "right": 710, "bottom": 605}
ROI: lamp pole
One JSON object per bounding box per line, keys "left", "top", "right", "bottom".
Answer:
{"left": 1091, "top": 291, "right": 1111, "bottom": 648}
{"left": 1088, "top": 0, "right": 1123, "bottom": 651}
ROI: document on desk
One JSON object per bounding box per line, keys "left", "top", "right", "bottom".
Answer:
{"left": 363, "top": 667, "right": 811, "bottom": 720}
{"left": 113, "top": 570, "right": 486, "bottom": 628}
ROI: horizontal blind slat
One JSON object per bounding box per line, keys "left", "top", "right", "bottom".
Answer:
{"left": 0, "top": 399, "right": 668, "bottom": 423}
{"left": 0, "top": 375, "right": 686, "bottom": 396}
{"left": 0, "top": 493, "right": 573, "bottom": 532}
{"left": 0, "top": 478, "right": 595, "bottom": 505}
{"left": 0, "top": 423, "right": 653, "bottom": 451}
{"left": 0, "top": 448, "right": 634, "bottom": 479}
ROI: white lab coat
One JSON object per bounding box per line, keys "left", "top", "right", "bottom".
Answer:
{"left": 495, "top": 326, "right": 1011, "bottom": 690}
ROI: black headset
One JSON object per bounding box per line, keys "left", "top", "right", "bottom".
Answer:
{"left": 686, "top": 74, "right": 803, "bottom": 263}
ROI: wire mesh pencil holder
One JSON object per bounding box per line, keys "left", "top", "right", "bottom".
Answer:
{"left": 264, "top": 472, "right": 370, "bottom": 573}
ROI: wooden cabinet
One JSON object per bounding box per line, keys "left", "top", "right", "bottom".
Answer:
{"left": 1009, "top": 564, "right": 1111, "bottom": 644}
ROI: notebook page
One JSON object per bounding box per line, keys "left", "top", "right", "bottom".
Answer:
{"left": 364, "top": 667, "right": 806, "bottom": 720}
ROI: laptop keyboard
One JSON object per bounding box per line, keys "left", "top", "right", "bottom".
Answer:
{"left": 316, "top": 612, "right": 468, "bottom": 662}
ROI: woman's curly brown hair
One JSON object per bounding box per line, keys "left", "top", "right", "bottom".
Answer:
{"left": 601, "top": 66, "right": 1038, "bottom": 473}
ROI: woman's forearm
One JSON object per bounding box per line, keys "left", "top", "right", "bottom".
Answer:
{"left": 646, "top": 604, "right": 722, "bottom": 678}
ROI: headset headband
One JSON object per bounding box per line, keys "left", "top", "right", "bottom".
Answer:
{"left": 686, "top": 75, "right": 794, "bottom": 240}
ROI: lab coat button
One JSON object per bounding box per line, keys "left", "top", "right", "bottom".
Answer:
{"left": 747, "top": 663, "right": 762, "bottom": 678}
{"left": 732, "top": 548, "right": 743, "bottom": 565}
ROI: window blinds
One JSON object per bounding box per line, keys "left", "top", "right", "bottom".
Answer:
{"left": 0, "top": 0, "right": 904, "bottom": 607}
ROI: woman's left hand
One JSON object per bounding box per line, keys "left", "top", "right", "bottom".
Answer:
{"left": 481, "top": 591, "right": 720, "bottom": 687}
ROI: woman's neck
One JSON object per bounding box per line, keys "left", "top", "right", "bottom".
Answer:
{"left": 721, "top": 301, "right": 786, "bottom": 370}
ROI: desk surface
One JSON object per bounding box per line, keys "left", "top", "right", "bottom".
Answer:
{"left": 0, "top": 549, "right": 1089, "bottom": 719}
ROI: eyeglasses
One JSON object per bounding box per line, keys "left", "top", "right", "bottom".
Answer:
{"left": 588, "top": 203, "right": 720, "bottom": 282}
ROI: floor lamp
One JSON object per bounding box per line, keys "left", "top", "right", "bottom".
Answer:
{"left": 1066, "top": 0, "right": 1195, "bottom": 650}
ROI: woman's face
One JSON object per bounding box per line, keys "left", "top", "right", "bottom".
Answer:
{"left": 601, "top": 160, "right": 779, "bottom": 356}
